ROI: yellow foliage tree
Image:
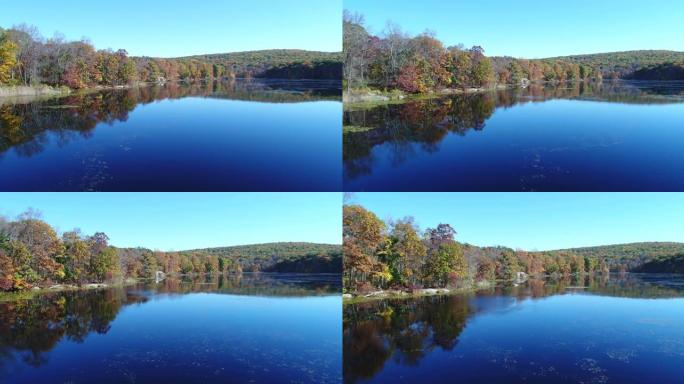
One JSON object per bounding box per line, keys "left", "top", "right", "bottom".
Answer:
{"left": 0, "top": 38, "right": 18, "bottom": 84}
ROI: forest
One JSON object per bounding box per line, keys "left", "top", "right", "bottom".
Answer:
{"left": 0, "top": 211, "right": 342, "bottom": 292}
{"left": 183, "top": 242, "right": 342, "bottom": 273}
{"left": 343, "top": 11, "right": 684, "bottom": 95}
{"left": 0, "top": 25, "right": 342, "bottom": 90}
{"left": 343, "top": 203, "right": 684, "bottom": 293}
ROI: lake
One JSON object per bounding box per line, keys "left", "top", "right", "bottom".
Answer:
{"left": 0, "top": 79, "right": 342, "bottom": 191}
{"left": 0, "top": 273, "right": 342, "bottom": 384}
{"left": 344, "top": 274, "right": 684, "bottom": 384}
{"left": 344, "top": 81, "right": 684, "bottom": 191}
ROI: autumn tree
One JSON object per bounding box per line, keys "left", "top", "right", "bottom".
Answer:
{"left": 388, "top": 217, "right": 427, "bottom": 286}
{"left": 0, "top": 32, "right": 18, "bottom": 85}
{"left": 61, "top": 230, "right": 91, "bottom": 282}
{"left": 343, "top": 204, "right": 385, "bottom": 291}
{"left": 507, "top": 61, "right": 524, "bottom": 85}
{"left": 9, "top": 212, "right": 65, "bottom": 282}
{"left": 498, "top": 250, "right": 521, "bottom": 280}
{"left": 90, "top": 247, "right": 120, "bottom": 281}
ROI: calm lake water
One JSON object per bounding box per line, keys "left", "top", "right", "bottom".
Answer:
{"left": 344, "top": 81, "right": 684, "bottom": 191}
{"left": 0, "top": 273, "right": 342, "bottom": 384}
{"left": 344, "top": 274, "right": 684, "bottom": 384}
{"left": 0, "top": 79, "right": 341, "bottom": 191}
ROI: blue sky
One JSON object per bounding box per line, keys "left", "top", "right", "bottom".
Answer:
{"left": 345, "top": 0, "right": 684, "bottom": 58}
{"left": 0, "top": 193, "right": 342, "bottom": 250}
{"left": 0, "top": 0, "right": 341, "bottom": 57}
{"left": 349, "top": 193, "right": 684, "bottom": 251}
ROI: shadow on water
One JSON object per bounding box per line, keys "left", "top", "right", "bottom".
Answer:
{"left": 343, "top": 273, "right": 684, "bottom": 384}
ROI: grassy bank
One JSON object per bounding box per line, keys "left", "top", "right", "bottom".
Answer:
{"left": 0, "top": 85, "right": 72, "bottom": 99}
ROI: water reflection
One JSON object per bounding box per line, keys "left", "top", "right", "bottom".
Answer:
{"left": 0, "top": 273, "right": 340, "bottom": 374}
{"left": 1, "top": 80, "right": 340, "bottom": 159}
{"left": 343, "top": 274, "right": 684, "bottom": 383}
{"left": 0, "top": 79, "right": 342, "bottom": 191}
{"left": 344, "top": 81, "right": 684, "bottom": 191}
{"left": 0, "top": 289, "right": 146, "bottom": 369}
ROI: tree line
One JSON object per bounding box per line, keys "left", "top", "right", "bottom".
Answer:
{"left": 343, "top": 204, "right": 626, "bottom": 293}
{"left": 343, "top": 11, "right": 605, "bottom": 94}
{"left": 0, "top": 25, "right": 342, "bottom": 89}
{"left": 0, "top": 210, "right": 240, "bottom": 291}
{"left": 0, "top": 211, "right": 341, "bottom": 292}
{"left": 557, "top": 50, "right": 684, "bottom": 79}
{"left": 186, "top": 242, "right": 342, "bottom": 273}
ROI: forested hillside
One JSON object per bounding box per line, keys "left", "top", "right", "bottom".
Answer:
{"left": 635, "top": 254, "right": 684, "bottom": 273}
{"left": 0, "top": 211, "right": 341, "bottom": 292}
{"left": 181, "top": 243, "right": 342, "bottom": 273}
{"left": 541, "top": 243, "right": 684, "bottom": 271}
{"left": 343, "top": 11, "right": 684, "bottom": 95}
{"left": 343, "top": 203, "right": 684, "bottom": 293}
{"left": 0, "top": 25, "right": 342, "bottom": 90}
{"left": 182, "top": 50, "right": 342, "bottom": 79}
{"left": 553, "top": 51, "right": 684, "bottom": 79}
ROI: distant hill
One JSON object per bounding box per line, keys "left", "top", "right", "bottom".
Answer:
{"left": 547, "top": 50, "right": 684, "bottom": 79}
{"left": 181, "top": 242, "right": 342, "bottom": 273}
{"left": 628, "top": 63, "right": 684, "bottom": 80}
{"left": 462, "top": 242, "right": 684, "bottom": 273}
{"left": 174, "top": 49, "right": 343, "bottom": 79}
{"left": 635, "top": 253, "right": 684, "bottom": 273}
{"left": 545, "top": 242, "right": 684, "bottom": 270}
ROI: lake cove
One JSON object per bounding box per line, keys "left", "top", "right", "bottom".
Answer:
{"left": 344, "top": 81, "right": 684, "bottom": 191}
{"left": 0, "top": 273, "right": 342, "bottom": 384}
{"left": 0, "top": 79, "right": 342, "bottom": 191}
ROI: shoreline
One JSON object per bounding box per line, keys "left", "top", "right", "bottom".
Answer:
{"left": 342, "top": 271, "right": 629, "bottom": 304}
{"left": 343, "top": 79, "right": 610, "bottom": 108}
{"left": 343, "top": 281, "right": 497, "bottom": 305}
{"left": 0, "top": 279, "right": 138, "bottom": 302}
{"left": 0, "top": 271, "right": 340, "bottom": 302}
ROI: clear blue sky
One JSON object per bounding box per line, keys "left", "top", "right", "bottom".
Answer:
{"left": 349, "top": 193, "right": 684, "bottom": 251}
{"left": 0, "top": 0, "right": 341, "bottom": 57}
{"left": 0, "top": 193, "right": 342, "bottom": 250}
{"left": 345, "top": 0, "right": 684, "bottom": 58}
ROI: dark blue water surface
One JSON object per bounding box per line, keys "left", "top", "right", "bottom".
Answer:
{"left": 0, "top": 80, "right": 341, "bottom": 191}
{"left": 0, "top": 273, "right": 342, "bottom": 384}
{"left": 344, "top": 274, "right": 684, "bottom": 384}
{"left": 343, "top": 81, "right": 684, "bottom": 191}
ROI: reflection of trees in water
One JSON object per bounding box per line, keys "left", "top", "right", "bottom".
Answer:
{"left": 146, "top": 273, "right": 341, "bottom": 297}
{"left": 0, "top": 288, "right": 147, "bottom": 369}
{"left": 0, "top": 274, "right": 338, "bottom": 370}
{"left": 343, "top": 94, "right": 496, "bottom": 178}
{"left": 344, "top": 295, "right": 470, "bottom": 383}
{"left": 343, "top": 81, "right": 684, "bottom": 179}
{"left": 0, "top": 80, "right": 339, "bottom": 159}
{"left": 343, "top": 273, "right": 684, "bottom": 383}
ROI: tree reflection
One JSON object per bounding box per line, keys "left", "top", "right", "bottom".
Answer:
{"left": 0, "top": 288, "right": 147, "bottom": 369}
{"left": 0, "top": 80, "right": 340, "bottom": 159}
{"left": 0, "top": 273, "right": 339, "bottom": 371}
{"left": 343, "top": 273, "right": 684, "bottom": 383}
{"left": 343, "top": 81, "right": 684, "bottom": 179}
